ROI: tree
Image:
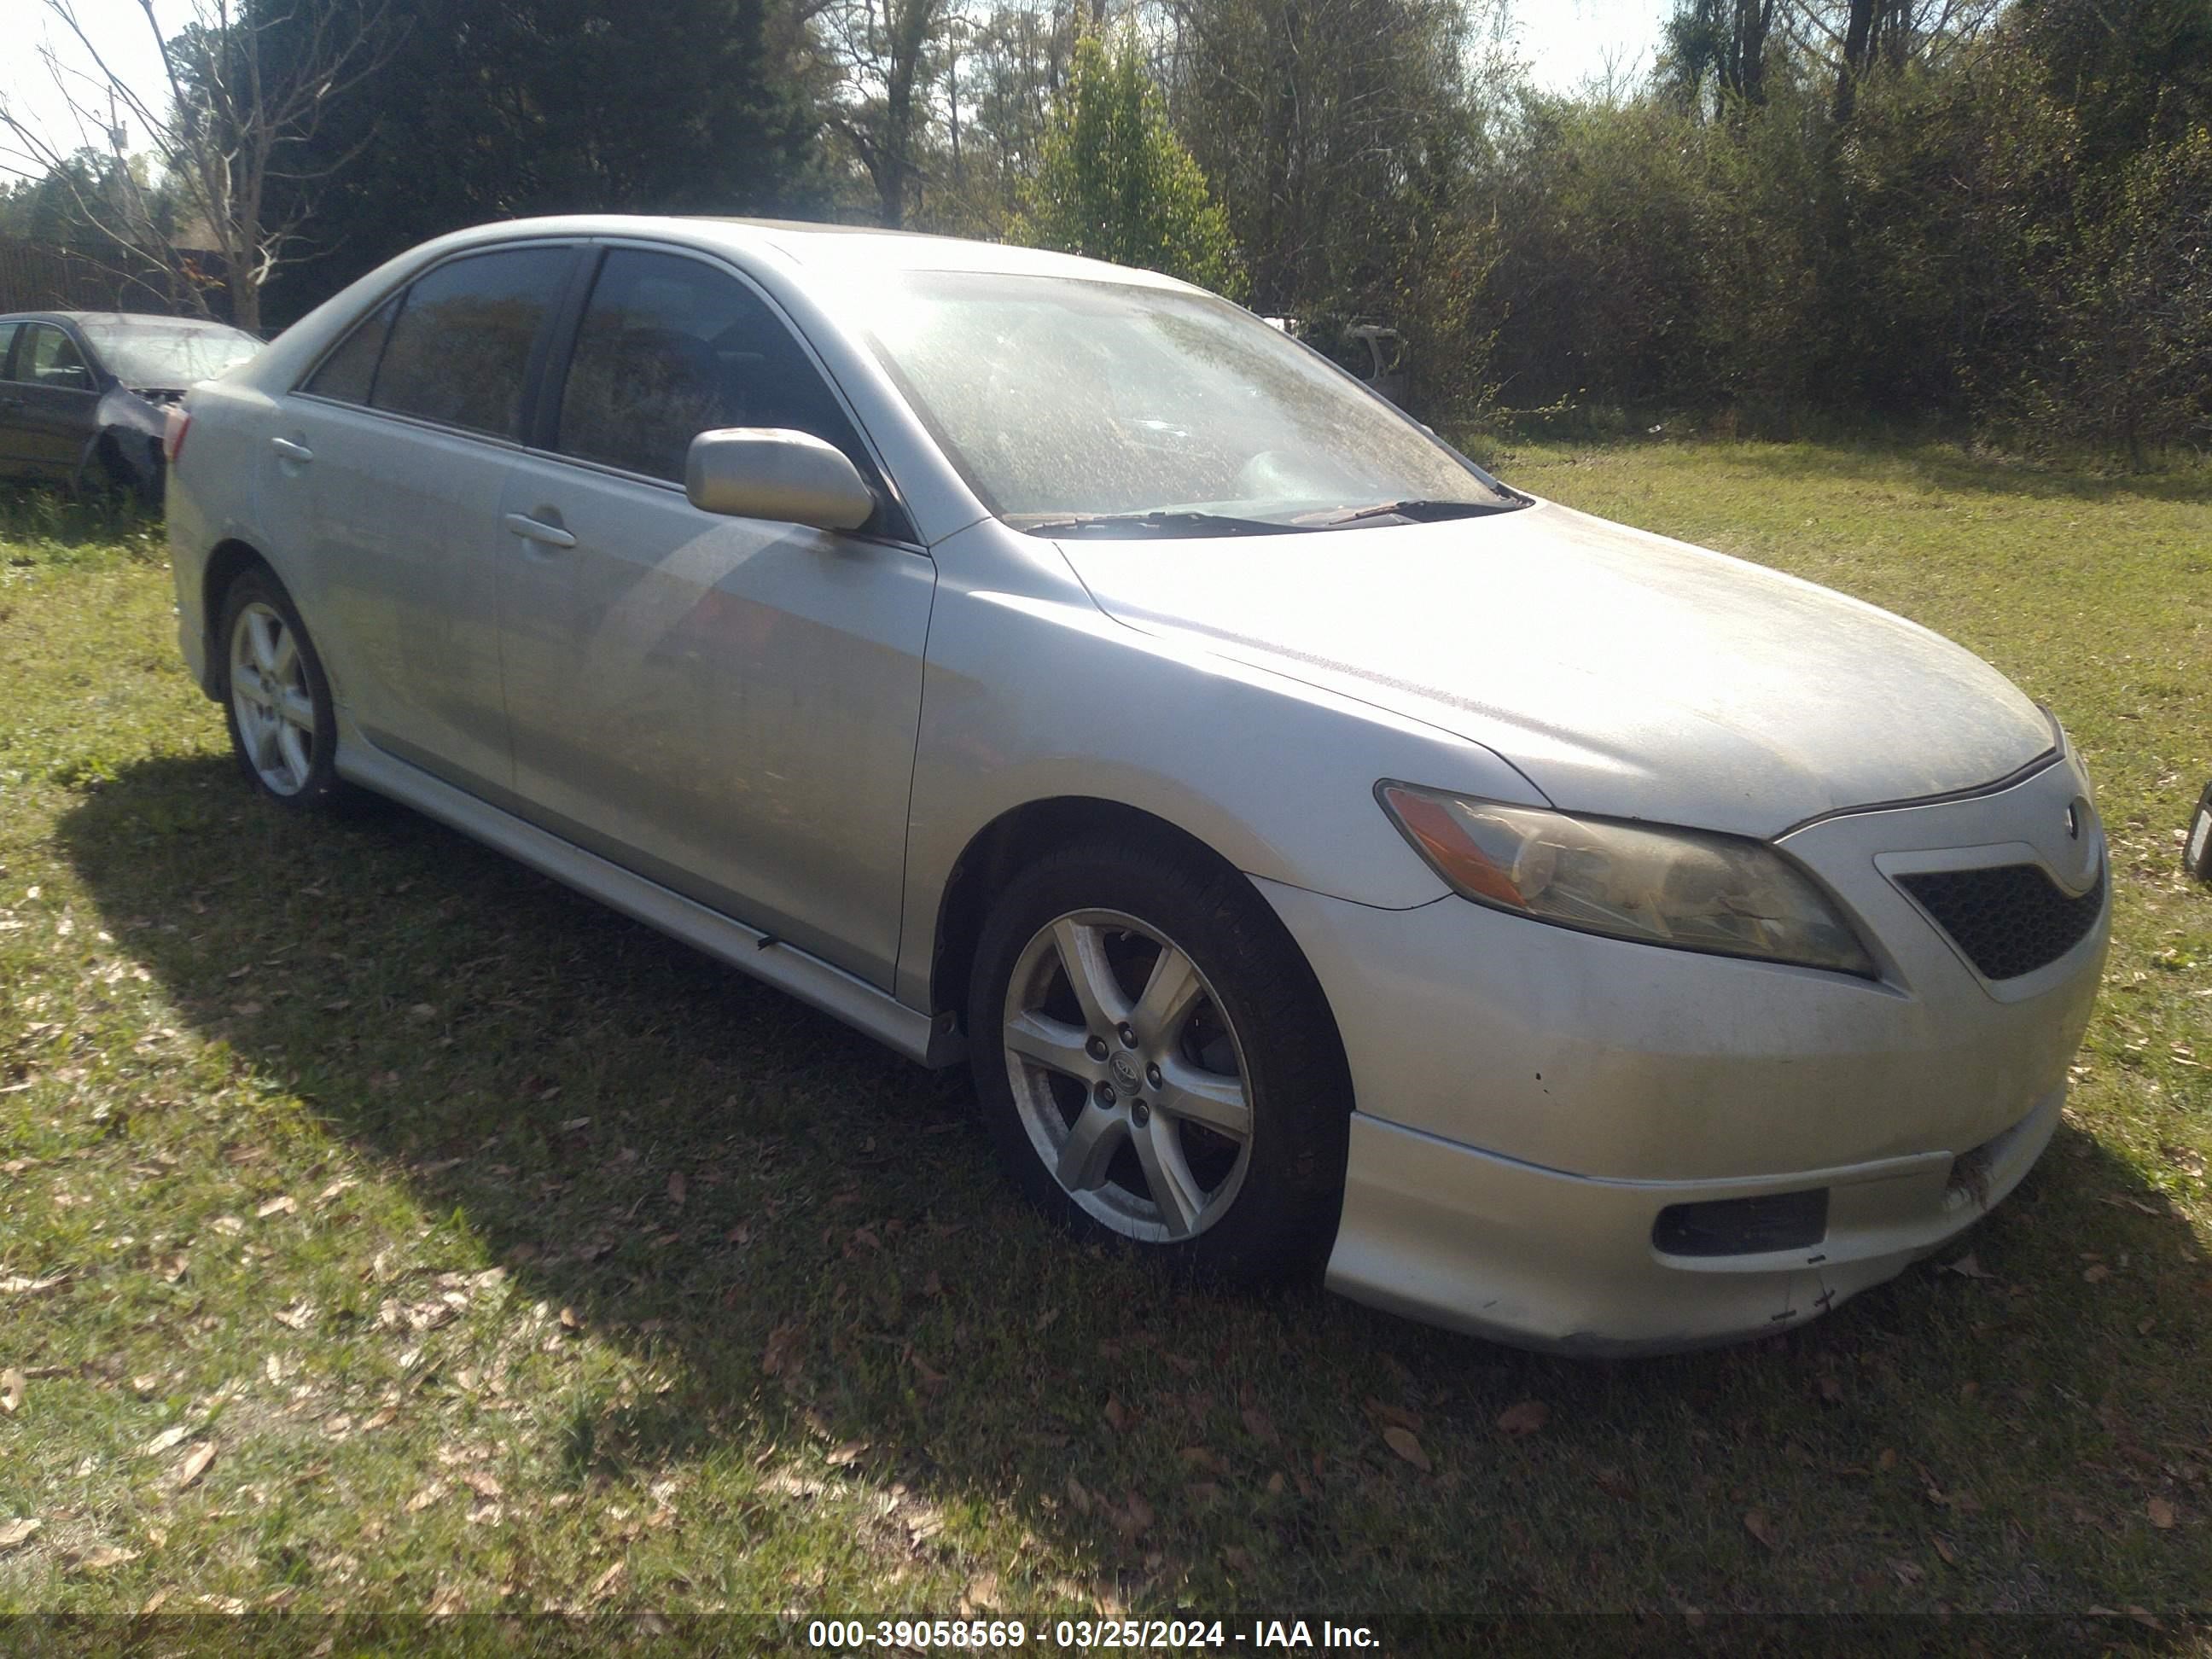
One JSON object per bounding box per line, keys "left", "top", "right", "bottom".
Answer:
{"left": 820, "top": 0, "right": 952, "bottom": 227}
{"left": 258, "top": 0, "right": 827, "bottom": 319}
{"left": 1166, "top": 0, "right": 1493, "bottom": 317}
{"left": 0, "top": 0, "right": 390, "bottom": 331}
{"left": 1011, "top": 28, "right": 1243, "bottom": 294}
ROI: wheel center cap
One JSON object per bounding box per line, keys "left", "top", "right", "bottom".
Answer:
{"left": 1108, "top": 1052, "right": 1142, "bottom": 1093}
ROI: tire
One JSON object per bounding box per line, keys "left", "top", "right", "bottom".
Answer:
{"left": 218, "top": 566, "right": 346, "bottom": 811}
{"left": 967, "top": 839, "right": 1351, "bottom": 1284}
{"left": 2186, "top": 779, "right": 2212, "bottom": 883}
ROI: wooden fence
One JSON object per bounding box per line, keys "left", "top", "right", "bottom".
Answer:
{"left": 0, "top": 236, "right": 230, "bottom": 321}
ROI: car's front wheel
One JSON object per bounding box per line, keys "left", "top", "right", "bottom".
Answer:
{"left": 218, "top": 568, "right": 344, "bottom": 810}
{"left": 967, "top": 841, "right": 1350, "bottom": 1283}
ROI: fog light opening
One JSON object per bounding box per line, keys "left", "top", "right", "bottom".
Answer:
{"left": 1653, "top": 1188, "right": 1830, "bottom": 1258}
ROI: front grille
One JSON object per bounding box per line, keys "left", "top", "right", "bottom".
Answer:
{"left": 1898, "top": 862, "right": 2104, "bottom": 981}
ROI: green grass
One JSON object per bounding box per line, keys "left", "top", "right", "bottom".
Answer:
{"left": 0, "top": 442, "right": 2208, "bottom": 1632}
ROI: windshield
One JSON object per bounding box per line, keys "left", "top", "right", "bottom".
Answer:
{"left": 79, "top": 318, "right": 262, "bottom": 389}
{"left": 859, "top": 272, "right": 1518, "bottom": 533}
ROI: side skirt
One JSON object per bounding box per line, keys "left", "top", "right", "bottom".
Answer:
{"left": 337, "top": 732, "right": 965, "bottom": 1068}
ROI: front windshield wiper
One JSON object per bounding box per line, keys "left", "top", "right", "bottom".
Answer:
{"left": 1313, "top": 496, "right": 1530, "bottom": 528}
{"left": 1019, "top": 510, "right": 1301, "bottom": 538}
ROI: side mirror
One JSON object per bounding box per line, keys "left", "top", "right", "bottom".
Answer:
{"left": 684, "top": 428, "right": 876, "bottom": 533}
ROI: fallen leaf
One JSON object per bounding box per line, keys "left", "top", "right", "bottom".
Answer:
{"left": 143, "top": 1424, "right": 190, "bottom": 1457}
{"left": 1943, "top": 1254, "right": 1994, "bottom": 1280}
{"left": 0, "top": 1369, "right": 22, "bottom": 1414}
{"left": 0, "top": 1519, "right": 38, "bottom": 1550}
{"left": 1119, "top": 1493, "right": 1155, "bottom": 1536}
{"left": 460, "top": 1470, "right": 503, "bottom": 1500}
{"left": 1241, "top": 1406, "right": 1278, "bottom": 1446}
{"left": 965, "top": 1572, "right": 1000, "bottom": 1610}
{"left": 1496, "top": 1399, "right": 1551, "bottom": 1436}
{"left": 405, "top": 1481, "right": 447, "bottom": 1513}
{"left": 360, "top": 1406, "right": 397, "bottom": 1433}
{"left": 1934, "top": 1537, "right": 1959, "bottom": 1565}
{"left": 1877, "top": 1449, "right": 1900, "bottom": 1471}
{"left": 315, "top": 1179, "right": 357, "bottom": 1206}
{"left": 1103, "top": 1396, "right": 1130, "bottom": 1434}
{"left": 174, "top": 1442, "right": 217, "bottom": 1490}
{"left": 1265, "top": 1471, "right": 1286, "bottom": 1494}
{"left": 255, "top": 1196, "right": 297, "bottom": 1219}
{"left": 761, "top": 1322, "right": 803, "bottom": 1377}
{"left": 667, "top": 1171, "right": 686, "bottom": 1209}
{"left": 825, "top": 1441, "right": 867, "bottom": 1468}
{"left": 2083, "top": 1262, "right": 2112, "bottom": 1284}
{"left": 1743, "top": 1509, "right": 1778, "bottom": 1551}
{"left": 558, "top": 1306, "right": 580, "bottom": 1331}
{"left": 1065, "top": 1475, "right": 1093, "bottom": 1515}
{"left": 1382, "top": 1425, "right": 1432, "bottom": 1472}
{"left": 1594, "top": 1467, "right": 1637, "bottom": 1501}
{"left": 588, "top": 1560, "right": 626, "bottom": 1601}
{"left": 75, "top": 1546, "right": 139, "bottom": 1571}
{"left": 1179, "top": 1447, "right": 1229, "bottom": 1476}
{"left": 139, "top": 1589, "right": 169, "bottom": 1614}
{"left": 2149, "top": 1498, "right": 2178, "bottom": 1529}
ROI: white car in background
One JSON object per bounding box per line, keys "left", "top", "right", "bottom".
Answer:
{"left": 164, "top": 217, "right": 2109, "bottom": 1352}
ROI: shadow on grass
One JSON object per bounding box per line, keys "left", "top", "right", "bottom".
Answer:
{"left": 55, "top": 752, "right": 2212, "bottom": 1616}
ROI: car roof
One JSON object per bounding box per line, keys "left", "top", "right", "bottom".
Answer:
{"left": 416, "top": 214, "right": 1201, "bottom": 294}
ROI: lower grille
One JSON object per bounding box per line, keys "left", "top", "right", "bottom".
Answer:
{"left": 1898, "top": 862, "right": 2104, "bottom": 981}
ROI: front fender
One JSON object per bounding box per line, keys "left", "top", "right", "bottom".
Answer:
{"left": 895, "top": 556, "right": 1551, "bottom": 1010}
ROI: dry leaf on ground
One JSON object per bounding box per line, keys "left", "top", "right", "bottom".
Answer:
{"left": 1743, "top": 1509, "right": 1779, "bottom": 1551}
{"left": 0, "top": 1519, "right": 39, "bottom": 1550}
{"left": 0, "top": 1369, "right": 22, "bottom": 1414}
{"left": 2149, "top": 1498, "right": 2178, "bottom": 1529}
{"left": 1382, "top": 1426, "right": 1432, "bottom": 1472}
{"left": 174, "top": 1442, "right": 217, "bottom": 1490}
{"left": 1496, "top": 1400, "right": 1551, "bottom": 1436}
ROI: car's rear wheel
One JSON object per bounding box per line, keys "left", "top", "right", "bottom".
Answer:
{"left": 967, "top": 841, "right": 1349, "bottom": 1282}
{"left": 219, "top": 568, "right": 344, "bottom": 810}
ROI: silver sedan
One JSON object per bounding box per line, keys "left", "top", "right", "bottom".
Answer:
{"left": 165, "top": 218, "right": 2109, "bottom": 1352}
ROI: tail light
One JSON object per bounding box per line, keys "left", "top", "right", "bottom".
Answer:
{"left": 165, "top": 407, "right": 191, "bottom": 463}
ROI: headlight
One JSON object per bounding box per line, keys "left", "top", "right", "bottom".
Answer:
{"left": 1377, "top": 783, "right": 1876, "bottom": 975}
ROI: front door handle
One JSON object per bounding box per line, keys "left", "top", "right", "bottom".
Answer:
{"left": 269, "top": 436, "right": 313, "bottom": 463}
{"left": 504, "top": 511, "right": 577, "bottom": 550}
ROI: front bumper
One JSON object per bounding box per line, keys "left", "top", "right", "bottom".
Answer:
{"left": 1259, "top": 748, "right": 2107, "bottom": 1351}
{"left": 1325, "top": 1084, "right": 2059, "bottom": 1354}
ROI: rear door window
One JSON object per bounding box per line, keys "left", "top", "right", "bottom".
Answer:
{"left": 0, "top": 323, "right": 18, "bottom": 378}
{"left": 370, "top": 247, "right": 574, "bottom": 439}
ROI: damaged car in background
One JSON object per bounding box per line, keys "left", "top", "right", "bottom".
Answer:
{"left": 0, "top": 311, "right": 263, "bottom": 504}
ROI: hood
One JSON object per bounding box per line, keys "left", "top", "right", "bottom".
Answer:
{"left": 1057, "top": 501, "right": 2055, "bottom": 837}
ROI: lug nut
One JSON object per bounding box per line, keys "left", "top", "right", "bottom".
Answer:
{"left": 1086, "top": 1035, "right": 1109, "bottom": 1061}
{"left": 1094, "top": 1080, "right": 1117, "bottom": 1108}
{"left": 1132, "top": 1100, "right": 1150, "bottom": 1126}
{"left": 1117, "top": 1023, "right": 1138, "bottom": 1048}
{"left": 1145, "top": 1062, "right": 1163, "bottom": 1089}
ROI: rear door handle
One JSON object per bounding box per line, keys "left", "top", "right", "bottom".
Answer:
{"left": 269, "top": 436, "right": 313, "bottom": 463}
{"left": 504, "top": 512, "right": 577, "bottom": 550}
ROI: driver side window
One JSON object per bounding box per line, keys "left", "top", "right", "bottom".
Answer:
{"left": 553, "top": 248, "right": 870, "bottom": 487}
{"left": 19, "top": 324, "right": 91, "bottom": 391}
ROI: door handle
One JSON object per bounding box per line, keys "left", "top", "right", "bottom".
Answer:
{"left": 269, "top": 436, "right": 313, "bottom": 463}
{"left": 504, "top": 512, "right": 577, "bottom": 550}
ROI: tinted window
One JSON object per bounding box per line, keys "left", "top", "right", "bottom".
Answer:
{"left": 19, "top": 324, "right": 92, "bottom": 391}
{"left": 555, "top": 248, "right": 865, "bottom": 484}
{"left": 305, "top": 295, "right": 399, "bottom": 405}
{"left": 0, "top": 323, "right": 17, "bottom": 378}
{"left": 371, "top": 247, "right": 573, "bottom": 438}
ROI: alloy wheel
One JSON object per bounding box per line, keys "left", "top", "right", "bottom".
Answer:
{"left": 229, "top": 600, "right": 317, "bottom": 796}
{"left": 1001, "top": 907, "right": 1254, "bottom": 1243}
